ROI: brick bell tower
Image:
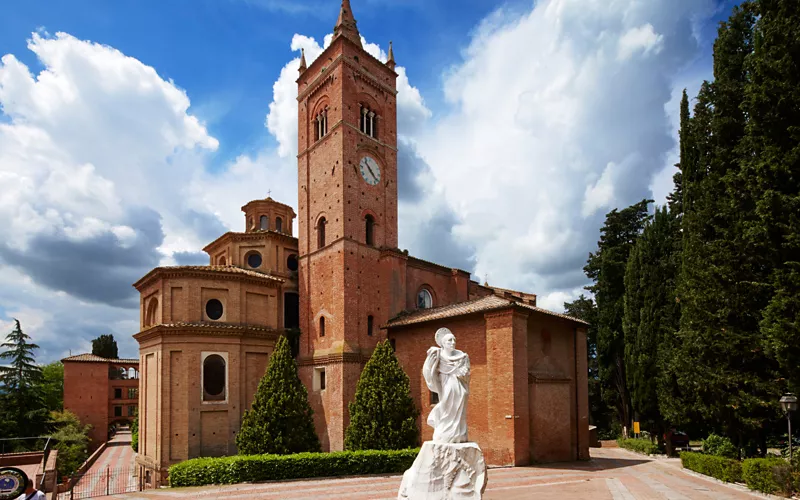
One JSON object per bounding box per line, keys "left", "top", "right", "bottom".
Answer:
{"left": 296, "top": 0, "right": 400, "bottom": 451}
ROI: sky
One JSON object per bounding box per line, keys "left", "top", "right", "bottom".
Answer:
{"left": 0, "top": 0, "right": 739, "bottom": 363}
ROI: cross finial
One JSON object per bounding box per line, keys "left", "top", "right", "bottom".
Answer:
{"left": 267, "top": 190, "right": 272, "bottom": 198}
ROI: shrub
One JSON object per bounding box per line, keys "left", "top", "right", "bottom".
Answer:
{"left": 742, "top": 457, "right": 793, "bottom": 496}
{"left": 345, "top": 340, "right": 419, "bottom": 451}
{"left": 236, "top": 336, "right": 320, "bottom": 455}
{"left": 168, "top": 448, "right": 420, "bottom": 487}
{"left": 680, "top": 451, "right": 742, "bottom": 483}
{"left": 617, "top": 438, "right": 661, "bottom": 455}
{"left": 131, "top": 409, "right": 138, "bottom": 452}
{"left": 49, "top": 410, "right": 91, "bottom": 478}
{"left": 702, "top": 433, "right": 738, "bottom": 459}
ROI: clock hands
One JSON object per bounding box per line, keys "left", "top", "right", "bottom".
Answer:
{"left": 367, "top": 164, "right": 377, "bottom": 181}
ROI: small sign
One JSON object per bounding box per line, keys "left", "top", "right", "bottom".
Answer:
{"left": 633, "top": 421, "right": 640, "bottom": 434}
{"left": 0, "top": 467, "right": 28, "bottom": 500}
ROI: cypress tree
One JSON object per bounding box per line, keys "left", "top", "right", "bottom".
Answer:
{"left": 236, "top": 336, "right": 321, "bottom": 455}
{"left": 91, "top": 334, "right": 119, "bottom": 360}
{"left": 624, "top": 206, "right": 680, "bottom": 441}
{"left": 345, "top": 340, "right": 419, "bottom": 450}
{"left": 745, "top": 0, "right": 800, "bottom": 395}
{"left": 584, "top": 199, "right": 652, "bottom": 431}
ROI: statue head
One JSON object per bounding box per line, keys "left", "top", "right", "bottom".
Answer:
{"left": 435, "top": 327, "right": 456, "bottom": 353}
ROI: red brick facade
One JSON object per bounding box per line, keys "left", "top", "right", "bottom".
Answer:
{"left": 62, "top": 354, "right": 139, "bottom": 450}
{"left": 132, "top": 0, "right": 589, "bottom": 486}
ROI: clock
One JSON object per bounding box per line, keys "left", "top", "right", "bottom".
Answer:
{"left": 359, "top": 156, "right": 381, "bottom": 186}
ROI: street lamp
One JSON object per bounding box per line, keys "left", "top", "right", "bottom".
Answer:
{"left": 780, "top": 393, "right": 798, "bottom": 462}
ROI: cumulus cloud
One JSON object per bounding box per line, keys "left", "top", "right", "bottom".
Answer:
{"left": 416, "top": 0, "right": 714, "bottom": 307}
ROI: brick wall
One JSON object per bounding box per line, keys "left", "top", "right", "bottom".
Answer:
{"left": 63, "top": 362, "right": 110, "bottom": 450}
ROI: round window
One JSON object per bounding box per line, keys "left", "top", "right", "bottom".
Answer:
{"left": 247, "top": 252, "right": 262, "bottom": 269}
{"left": 287, "top": 254, "right": 299, "bottom": 271}
{"left": 205, "top": 299, "right": 223, "bottom": 320}
{"left": 417, "top": 289, "right": 433, "bottom": 309}
{"left": 203, "top": 355, "right": 225, "bottom": 397}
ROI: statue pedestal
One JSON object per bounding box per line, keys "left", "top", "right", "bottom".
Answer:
{"left": 397, "top": 441, "right": 488, "bottom": 500}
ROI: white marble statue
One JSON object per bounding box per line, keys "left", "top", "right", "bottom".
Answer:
{"left": 423, "top": 327, "right": 471, "bottom": 443}
{"left": 398, "top": 327, "right": 486, "bottom": 499}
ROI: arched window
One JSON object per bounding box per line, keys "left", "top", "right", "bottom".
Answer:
{"left": 319, "top": 316, "right": 326, "bottom": 337}
{"left": 275, "top": 217, "right": 283, "bottom": 233}
{"left": 315, "top": 106, "right": 329, "bottom": 141}
{"left": 219, "top": 256, "right": 227, "bottom": 266}
{"left": 359, "top": 104, "right": 377, "bottom": 138}
{"left": 145, "top": 298, "right": 158, "bottom": 327}
{"left": 367, "top": 315, "right": 374, "bottom": 337}
{"left": 365, "top": 215, "right": 375, "bottom": 246}
{"left": 317, "top": 217, "right": 327, "bottom": 249}
{"left": 287, "top": 254, "right": 299, "bottom": 272}
{"left": 417, "top": 289, "right": 433, "bottom": 309}
{"left": 203, "top": 354, "right": 226, "bottom": 402}
{"left": 260, "top": 215, "right": 269, "bottom": 230}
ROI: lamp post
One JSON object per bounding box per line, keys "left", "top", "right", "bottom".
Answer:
{"left": 780, "top": 393, "right": 798, "bottom": 462}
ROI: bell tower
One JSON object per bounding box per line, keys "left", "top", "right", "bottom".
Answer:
{"left": 295, "top": 0, "right": 400, "bottom": 451}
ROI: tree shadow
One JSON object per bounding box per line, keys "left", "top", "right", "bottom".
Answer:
{"left": 509, "top": 456, "right": 650, "bottom": 473}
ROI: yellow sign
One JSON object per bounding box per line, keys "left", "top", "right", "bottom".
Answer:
{"left": 633, "top": 422, "right": 640, "bottom": 434}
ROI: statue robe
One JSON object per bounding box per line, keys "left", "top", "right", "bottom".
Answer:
{"left": 423, "top": 347, "right": 470, "bottom": 443}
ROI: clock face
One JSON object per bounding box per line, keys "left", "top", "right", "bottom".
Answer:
{"left": 359, "top": 156, "right": 381, "bottom": 186}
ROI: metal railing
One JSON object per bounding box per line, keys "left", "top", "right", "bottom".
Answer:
{"left": 58, "top": 467, "right": 140, "bottom": 499}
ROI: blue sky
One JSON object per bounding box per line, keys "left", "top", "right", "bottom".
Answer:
{"left": 0, "top": 0, "right": 740, "bottom": 362}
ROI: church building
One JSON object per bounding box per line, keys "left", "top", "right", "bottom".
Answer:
{"left": 133, "top": 0, "right": 589, "bottom": 487}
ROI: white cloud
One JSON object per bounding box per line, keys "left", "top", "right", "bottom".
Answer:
{"left": 416, "top": 0, "right": 714, "bottom": 309}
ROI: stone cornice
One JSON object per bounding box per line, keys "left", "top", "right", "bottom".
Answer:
{"left": 296, "top": 119, "right": 398, "bottom": 159}
{"left": 133, "top": 322, "right": 283, "bottom": 343}
{"left": 297, "top": 54, "right": 343, "bottom": 102}
{"left": 133, "top": 267, "right": 284, "bottom": 292}
{"left": 203, "top": 231, "right": 299, "bottom": 254}
{"left": 297, "top": 352, "right": 366, "bottom": 366}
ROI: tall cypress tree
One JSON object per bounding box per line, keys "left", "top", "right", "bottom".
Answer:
{"left": 675, "top": 3, "right": 779, "bottom": 451}
{"left": 584, "top": 199, "right": 652, "bottom": 431}
{"left": 624, "top": 206, "right": 680, "bottom": 441}
{"left": 345, "top": 340, "right": 419, "bottom": 450}
{"left": 236, "top": 336, "right": 321, "bottom": 455}
{"left": 745, "top": 0, "right": 800, "bottom": 395}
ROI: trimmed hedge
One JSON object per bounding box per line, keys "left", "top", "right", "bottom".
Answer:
{"left": 169, "top": 448, "right": 420, "bottom": 487}
{"left": 742, "top": 457, "right": 793, "bottom": 496}
{"left": 681, "top": 451, "right": 742, "bottom": 483}
{"left": 617, "top": 438, "right": 661, "bottom": 455}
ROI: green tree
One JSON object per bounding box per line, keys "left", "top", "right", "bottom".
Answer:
{"left": 131, "top": 408, "right": 138, "bottom": 452}
{"left": 744, "top": 0, "right": 800, "bottom": 395}
{"left": 38, "top": 361, "right": 64, "bottom": 412}
{"left": 584, "top": 199, "right": 652, "bottom": 432}
{"left": 564, "top": 295, "right": 613, "bottom": 434}
{"left": 345, "top": 340, "right": 419, "bottom": 450}
{"left": 91, "top": 334, "right": 118, "bottom": 359}
{"left": 623, "top": 206, "right": 680, "bottom": 443}
{"left": 49, "top": 410, "right": 90, "bottom": 478}
{"left": 236, "top": 336, "right": 320, "bottom": 455}
{"left": 0, "top": 319, "right": 50, "bottom": 444}
{"left": 673, "top": 3, "right": 780, "bottom": 453}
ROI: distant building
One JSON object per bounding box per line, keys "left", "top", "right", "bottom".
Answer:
{"left": 62, "top": 354, "right": 139, "bottom": 450}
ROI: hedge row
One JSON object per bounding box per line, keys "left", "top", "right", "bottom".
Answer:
{"left": 617, "top": 438, "right": 661, "bottom": 456}
{"left": 169, "top": 448, "right": 420, "bottom": 487}
{"left": 742, "top": 457, "right": 796, "bottom": 496}
{"left": 680, "top": 451, "right": 742, "bottom": 483}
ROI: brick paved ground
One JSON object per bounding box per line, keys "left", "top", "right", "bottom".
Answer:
{"left": 106, "top": 447, "right": 769, "bottom": 499}
{"left": 61, "top": 430, "right": 137, "bottom": 499}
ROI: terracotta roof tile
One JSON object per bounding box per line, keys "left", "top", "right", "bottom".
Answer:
{"left": 157, "top": 322, "right": 279, "bottom": 332}
{"left": 164, "top": 265, "right": 284, "bottom": 281}
{"left": 385, "top": 295, "right": 589, "bottom": 328}
{"left": 61, "top": 353, "right": 139, "bottom": 364}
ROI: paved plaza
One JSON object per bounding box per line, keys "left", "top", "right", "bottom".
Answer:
{"left": 110, "top": 447, "right": 766, "bottom": 499}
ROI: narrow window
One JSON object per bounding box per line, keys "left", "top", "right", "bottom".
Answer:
{"left": 314, "top": 367, "right": 326, "bottom": 391}
{"left": 367, "top": 315, "right": 374, "bottom": 336}
{"left": 114, "top": 388, "right": 122, "bottom": 399}
{"left": 114, "top": 406, "right": 122, "bottom": 417}
{"left": 317, "top": 217, "right": 327, "bottom": 249}
{"left": 390, "top": 338, "right": 396, "bottom": 352}
{"left": 128, "top": 405, "right": 136, "bottom": 417}
{"left": 260, "top": 215, "right": 269, "bottom": 230}
{"left": 320, "top": 370, "right": 326, "bottom": 390}
{"left": 128, "top": 388, "right": 137, "bottom": 399}
{"left": 319, "top": 316, "right": 325, "bottom": 337}
{"left": 203, "top": 354, "right": 226, "bottom": 402}
{"left": 275, "top": 217, "right": 283, "bottom": 233}
{"left": 365, "top": 215, "right": 375, "bottom": 246}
